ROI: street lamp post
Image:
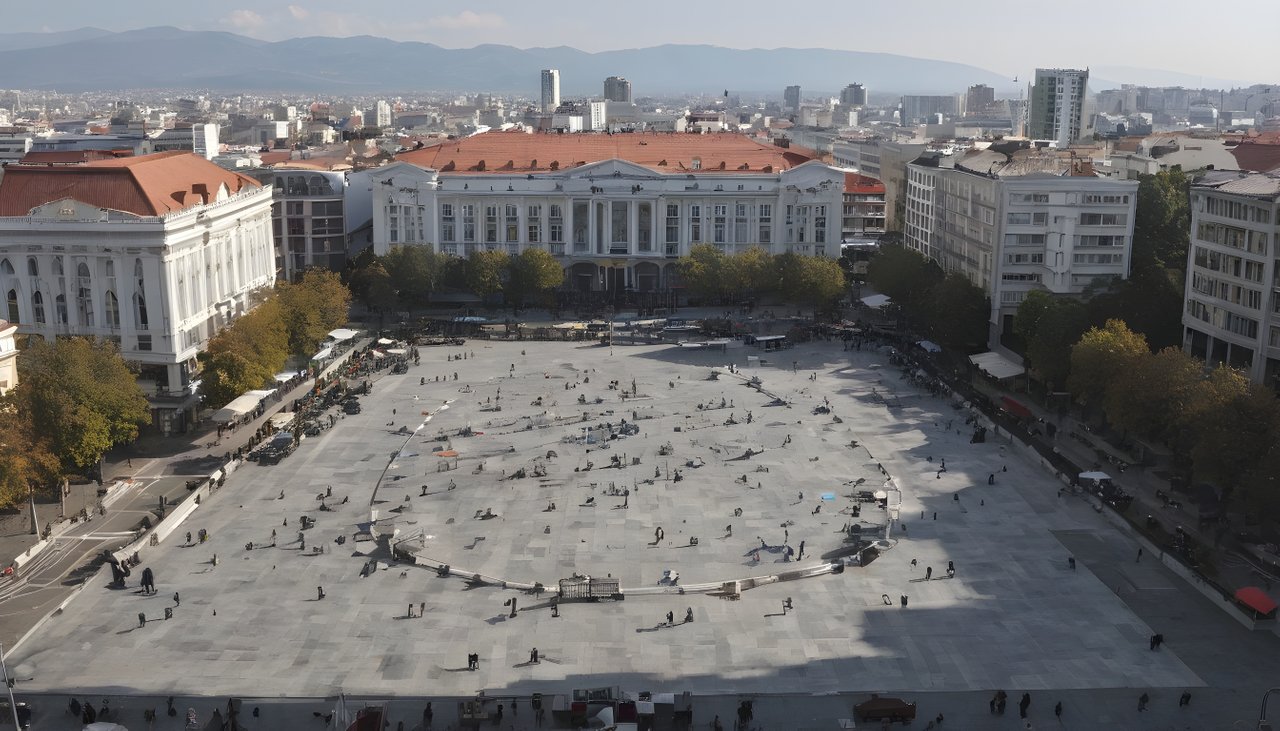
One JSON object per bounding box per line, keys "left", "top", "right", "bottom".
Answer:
{"left": 0, "top": 643, "right": 21, "bottom": 729}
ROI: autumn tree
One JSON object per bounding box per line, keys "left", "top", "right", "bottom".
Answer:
{"left": 726, "top": 246, "right": 775, "bottom": 296}
{"left": 0, "top": 404, "right": 61, "bottom": 513}
{"left": 781, "top": 256, "right": 846, "bottom": 319}
{"left": 1016, "top": 294, "right": 1090, "bottom": 388}
{"left": 1102, "top": 347, "right": 1202, "bottom": 441}
{"left": 13, "top": 337, "right": 150, "bottom": 471}
{"left": 1191, "top": 385, "right": 1280, "bottom": 493}
{"left": 276, "top": 269, "right": 352, "bottom": 358}
{"left": 921, "top": 273, "right": 990, "bottom": 351}
{"left": 507, "top": 247, "right": 564, "bottom": 309}
{"left": 1068, "top": 319, "right": 1150, "bottom": 408}
{"left": 381, "top": 246, "right": 455, "bottom": 306}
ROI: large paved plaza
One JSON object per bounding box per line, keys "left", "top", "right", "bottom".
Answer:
{"left": 10, "top": 338, "right": 1204, "bottom": 701}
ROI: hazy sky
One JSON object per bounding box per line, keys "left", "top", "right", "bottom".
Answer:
{"left": 16, "top": 0, "right": 1280, "bottom": 81}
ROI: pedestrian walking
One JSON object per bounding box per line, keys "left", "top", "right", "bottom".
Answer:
{"left": 1137, "top": 547, "right": 1143, "bottom": 562}
{"left": 531, "top": 647, "right": 539, "bottom": 664}
{"left": 1019, "top": 693, "right": 1030, "bottom": 719}
{"left": 1179, "top": 691, "right": 1191, "bottom": 707}
{"left": 1138, "top": 692, "right": 1149, "bottom": 712}
{"left": 926, "top": 566, "right": 933, "bottom": 580}
{"left": 798, "top": 540, "right": 806, "bottom": 560}
{"left": 1054, "top": 701, "right": 1062, "bottom": 719}
{"left": 1149, "top": 634, "right": 1157, "bottom": 650}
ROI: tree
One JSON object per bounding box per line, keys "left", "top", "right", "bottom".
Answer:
{"left": 197, "top": 297, "right": 290, "bottom": 409}
{"left": 1012, "top": 290, "right": 1053, "bottom": 345}
{"left": 465, "top": 250, "right": 510, "bottom": 300}
{"left": 276, "top": 270, "right": 351, "bottom": 358}
{"left": 507, "top": 248, "right": 564, "bottom": 309}
{"left": 1068, "top": 319, "right": 1150, "bottom": 407}
{"left": 1085, "top": 268, "right": 1184, "bottom": 351}
{"left": 13, "top": 337, "right": 150, "bottom": 471}
{"left": 727, "top": 246, "right": 774, "bottom": 296}
{"left": 1020, "top": 297, "right": 1090, "bottom": 388}
{"left": 782, "top": 256, "right": 846, "bottom": 319}
{"left": 1103, "top": 347, "right": 1202, "bottom": 441}
{"left": 0, "top": 404, "right": 60, "bottom": 511}
{"left": 1191, "top": 385, "right": 1280, "bottom": 493}
{"left": 922, "top": 273, "right": 989, "bottom": 351}
{"left": 676, "top": 244, "right": 728, "bottom": 302}
{"left": 197, "top": 350, "right": 261, "bottom": 411}
{"left": 1131, "top": 167, "right": 1191, "bottom": 274}
{"left": 381, "top": 246, "right": 453, "bottom": 306}
{"left": 351, "top": 262, "right": 398, "bottom": 315}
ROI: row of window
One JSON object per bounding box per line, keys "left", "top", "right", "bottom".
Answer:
{"left": 1191, "top": 272, "right": 1264, "bottom": 310}
{"left": 1187, "top": 299, "right": 1260, "bottom": 338}
{"left": 1196, "top": 222, "right": 1269, "bottom": 256}
{"left": 1194, "top": 246, "right": 1266, "bottom": 283}
{"left": 1204, "top": 196, "right": 1274, "bottom": 225}
{"left": 1072, "top": 253, "right": 1124, "bottom": 265}
{"left": 4, "top": 287, "right": 143, "bottom": 331}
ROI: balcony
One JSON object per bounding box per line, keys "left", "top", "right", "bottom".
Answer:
{"left": 549, "top": 243, "right": 566, "bottom": 256}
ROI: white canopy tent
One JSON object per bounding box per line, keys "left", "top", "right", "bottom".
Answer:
{"left": 969, "top": 351, "right": 1025, "bottom": 380}
{"left": 327, "top": 328, "right": 359, "bottom": 342}
{"left": 861, "top": 294, "right": 891, "bottom": 308}
{"left": 311, "top": 346, "right": 334, "bottom": 362}
{"left": 210, "top": 389, "right": 277, "bottom": 423}
{"left": 916, "top": 340, "right": 942, "bottom": 353}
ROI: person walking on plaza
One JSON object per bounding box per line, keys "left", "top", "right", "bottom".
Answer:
{"left": 1138, "top": 692, "right": 1149, "bottom": 712}
{"left": 1019, "top": 693, "right": 1030, "bottom": 718}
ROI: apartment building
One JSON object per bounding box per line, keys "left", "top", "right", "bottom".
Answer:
{"left": 905, "top": 148, "right": 1137, "bottom": 345}
{"left": 1182, "top": 170, "right": 1280, "bottom": 386}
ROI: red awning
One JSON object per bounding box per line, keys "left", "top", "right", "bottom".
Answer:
{"left": 1000, "top": 396, "right": 1033, "bottom": 420}
{"left": 1235, "top": 586, "right": 1278, "bottom": 616}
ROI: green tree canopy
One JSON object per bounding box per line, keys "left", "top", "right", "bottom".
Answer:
{"left": 1021, "top": 296, "right": 1090, "bottom": 388}
{"left": 676, "top": 244, "right": 729, "bottom": 301}
{"left": 13, "top": 337, "right": 150, "bottom": 470}
{"left": 381, "top": 246, "right": 454, "bottom": 305}
{"left": 1131, "top": 167, "right": 1191, "bottom": 273}
{"left": 507, "top": 248, "right": 565, "bottom": 308}
{"left": 197, "top": 297, "right": 290, "bottom": 408}
{"left": 781, "top": 256, "right": 846, "bottom": 319}
{"left": 1068, "top": 319, "right": 1150, "bottom": 407}
{"left": 1102, "top": 346, "right": 1202, "bottom": 440}
{"left": 465, "top": 250, "right": 510, "bottom": 300}
{"left": 866, "top": 244, "right": 942, "bottom": 307}
{"left": 276, "top": 270, "right": 352, "bottom": 357}
{"left": 729, "top": 246, "right": 775, "bottom": 295}
{"left": 1191, "top": 385, "right": 1280, "bottom": 491}
{"left": 922, "top": 273, "right": 990, "bottom": 351}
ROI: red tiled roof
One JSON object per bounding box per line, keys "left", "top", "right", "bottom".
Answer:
{"left": 0, "top": 151, "right": 261, "bottom": 217}
{"left": 844, "top": 172, "right": 885, "bottom": 194}
{"left": 396, "top": 131, "right": 815, "bottom": 174}
{"left": 1231, "top": 138, "right": 1280, "bottom": 173}
{"left": 19, "top": 149, "right": 133, "bottom": 164}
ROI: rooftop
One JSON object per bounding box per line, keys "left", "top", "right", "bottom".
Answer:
{"left": 1229, "top": 135, "right": 1280, "bottom": 173}
{"left": 0, "top": 151, "right": 262, "bottom": 217}
{"left": 843, "top": 172, "right": 885, "bottom": 194}
{"left": 396, "top": 131, "right": 815, "bottom": 174}
{"left": 1192, "top": 169, "right": 1280, "bottom": 200}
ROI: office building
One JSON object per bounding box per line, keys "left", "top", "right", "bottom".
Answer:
{"left": 540, "top": 69, "right": 561, "bottom": 114}
{"left": 900, "top": 96, "right": 957, "bottom": 125}
{"left": 604, "top": 76, "right": 632, "bottom": 104}
{"left": 839, "top": 84, "right": 868, "bottom": 107}
{"left": 1028, "top": 68, "right": 1093, "bottom": 146}
{"left": 830, "top": 139, "right": 927, "bottom": 231}
{"left": 784, "top": 86, "right": 801, "bottom": 116}
{"left": 150, "top": 123, "right": 220, "bottom": 160}
{"left": 370, "top": 132, "right": 847, "bottom": 299}
{"left": 0, "top": 152, "right": 275, "bottom": 433}
{"left": 1182, "top": 170, "right": 1280, "bottom": 386}
{"left": 965, "top": 84, "right": 996, "bottom": 117}
{"left": 841, "top": 173, "right": 886, "bottom": 243}
{"left": 376, "top": 100, "right": 393, "bottom": 128}
{"left": 905, "top": 147, "right": 1137, "bottom": 345}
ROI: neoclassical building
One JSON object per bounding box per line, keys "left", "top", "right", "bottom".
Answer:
{"left": 0, "top": 151, "right": 275, "bottom": 433}
{"left": 369, "top": 132, "right": 848, "bottom": 298}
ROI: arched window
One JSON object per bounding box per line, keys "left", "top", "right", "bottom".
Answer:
{"left": 134, "top": 258, "right": 144, "bottom": 280}
{"left": 76, "top": 263, "right": 93, "bottom": 327}
{"left": 55, "top": 294, "right": 67, "bottom": 324}
{"left": 105, "top": 291, "right": 119, "bottom": 329}
{"left": 26, "top": 258, "right": 36, "bottom": 276}
{"left": 31, "top": 292, "right": 44, "bottom": 324}
{"left": 0, "top": 259, "right": 13, "bottom": 275}
{"left": 52, "top": 258, "right": 63, "bottom": 276}
{"left": 134, "top": 293, "right": 148, "bottom": 330}
{"left": 5, "top": 289, "right": 17, "bottom": 323}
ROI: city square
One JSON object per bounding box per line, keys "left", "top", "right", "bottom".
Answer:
{"left": 8, "top": 337, "right": 1204, "bottom": 708}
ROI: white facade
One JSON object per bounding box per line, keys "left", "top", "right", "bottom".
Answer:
{"left": 0, "top": 319, "right": 15, "bottom": 396}
{"left": 1182, "top": 170, "right": 1280, "bottom": 387}
{"left": 0, "top": 135, "right": 33, "bottom": 164}
{"left": 1029, "top": 68, "right": 1093, "bottom": 147}
{"left": 540, "top": 69, "right": 561, "bottom": 114}
{"left": 906, "top": 156, "right": 1137, "bottom": 346}
{"left": 366, "top": 159, "right": 845, "bottom": 294}
{"left": 0, "top": 179, "right": 275, "bottom": 433}
{"left": 376, "top": 100, "right": 393, "bottom": 128}
{"left": 587, "top": 102, "right": 607, "bottom": 132}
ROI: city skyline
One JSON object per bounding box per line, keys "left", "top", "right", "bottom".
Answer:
{"left": 6, "top": 0, "right": 1278, "bottom": 85}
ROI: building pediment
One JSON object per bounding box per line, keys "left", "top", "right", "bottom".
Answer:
{"left": 560, "top": 159, "right": 662, "bottom": 180}
{"left": 27, "top": 198, "right": 120, "bottom": 220}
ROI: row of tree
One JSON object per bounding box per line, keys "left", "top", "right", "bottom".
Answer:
{"left": 864, "top": 244, "right": 991, "bottom": 351}
{"left": 199, "top": 270, "right": 351, "bottom": 409}
{"left": 0, "top": 338, "right": 150, "bottom": 508}
{"left": 1067, "top": 320, "right": 1280, "bottom": 518}
{"left": 675, "top": 245, "right": 847, "bottom": 316}
{"left": 348, "top": 246, "right": 564, "bottom": 312}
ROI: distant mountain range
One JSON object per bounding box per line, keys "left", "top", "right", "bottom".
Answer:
{"left": 0, "top": 27, "right": 1259, "bottom": 96}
